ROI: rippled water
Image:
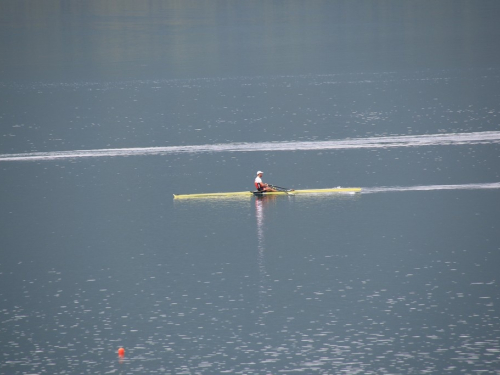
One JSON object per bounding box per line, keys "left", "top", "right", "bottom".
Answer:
{"left": 2, "top": 183, "right": 500, "bottom": 374}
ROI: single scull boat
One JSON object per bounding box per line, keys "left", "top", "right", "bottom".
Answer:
{"left": 173, "top": 187, "right": 361, "bottom": 199}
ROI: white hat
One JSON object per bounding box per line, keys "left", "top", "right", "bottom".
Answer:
{"left": 257, "top": 171, "right": 263, "bottom": 175}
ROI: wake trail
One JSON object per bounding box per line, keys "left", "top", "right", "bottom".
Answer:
{"left": 362, "top": 182, "right": 500, "bottom": 194}
{"left": 1, "top": 131, "right": 500, "bottom": 162}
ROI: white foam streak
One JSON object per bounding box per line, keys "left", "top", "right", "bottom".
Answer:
{"left": 363, "top": 182, "right": 500, "bottom": 194}
{"left": 1, "top": 131, "right": 500, "bottom": 162}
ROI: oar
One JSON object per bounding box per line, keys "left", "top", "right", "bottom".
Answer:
{"left": 268, "top": 184, "right": 294, "bottom": 192}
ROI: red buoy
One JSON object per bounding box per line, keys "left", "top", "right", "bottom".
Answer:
{"left": 118, "top": 347, "right": 125, "bottom": 357}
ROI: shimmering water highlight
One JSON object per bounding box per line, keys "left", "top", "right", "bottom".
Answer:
{"left": 363, "top": 182, "right": 500, "bottom": 194}
{"left": 1, "top": 131, "right": 499, "bottom": 162}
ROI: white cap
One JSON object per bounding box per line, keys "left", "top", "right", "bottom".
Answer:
{"left": 257, "top": 171, "right": 263, "bottom": 175}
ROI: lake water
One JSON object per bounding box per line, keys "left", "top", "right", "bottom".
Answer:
{"left": 1, "top": 1, "right": 500, "bottom": 374}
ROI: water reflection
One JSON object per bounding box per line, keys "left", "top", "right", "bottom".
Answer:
{"left": 255, "top": 197, "right": 269, "bottom": 320}
{"left": 2, "top": 1, "right": 497, "bottom": 82}
{"left": 255, "top": 195, "right": 285, "bottom": 339}
{"left": 255, "top": 197, "right": 271, "bottom": 305}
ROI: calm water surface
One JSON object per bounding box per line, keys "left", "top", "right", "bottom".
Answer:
{"left": 1, "top": 1, "right": 500, "bottom": 374}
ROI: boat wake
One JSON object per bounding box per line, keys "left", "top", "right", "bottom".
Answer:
{"left": 1, "top": 131, "right": 500, "bottom": 162}
{"left": 363, "top": 182, "right": 500, "bottom": 194}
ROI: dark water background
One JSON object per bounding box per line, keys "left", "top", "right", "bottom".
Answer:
{"left": 1, "top": 1, "right": 500, "bottom": 374}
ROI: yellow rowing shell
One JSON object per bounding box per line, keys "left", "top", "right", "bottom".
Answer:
{"left": 173, "top": 187, "right": 361, "bottom": 199}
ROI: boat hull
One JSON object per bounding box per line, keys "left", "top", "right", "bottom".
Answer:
{"left": 253, "top": 188, "right": 361, "bottom": 196}
{"left": 173, "top": 191, "right": 253, "bottom": 199}
{"left": 173, "top": 188, "right": 361, "bottom": 199}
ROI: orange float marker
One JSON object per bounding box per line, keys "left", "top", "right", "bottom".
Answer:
{"left": 118, "top": 347, "right": 125, "bottom": 357}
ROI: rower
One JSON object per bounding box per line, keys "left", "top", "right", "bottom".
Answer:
{"left": 254, "top": 171, "right": 276, "bottom": 192}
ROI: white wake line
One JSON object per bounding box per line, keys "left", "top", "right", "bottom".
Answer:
{"left": 363, "top": 182, "right": 500, "bottom": 194}
{"left": 1, "top": 131, "right": 500, "bottom": 162}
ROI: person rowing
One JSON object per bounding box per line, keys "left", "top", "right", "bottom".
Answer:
{"left": 254, "top": 171, "right": 277, "bottom": 192}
